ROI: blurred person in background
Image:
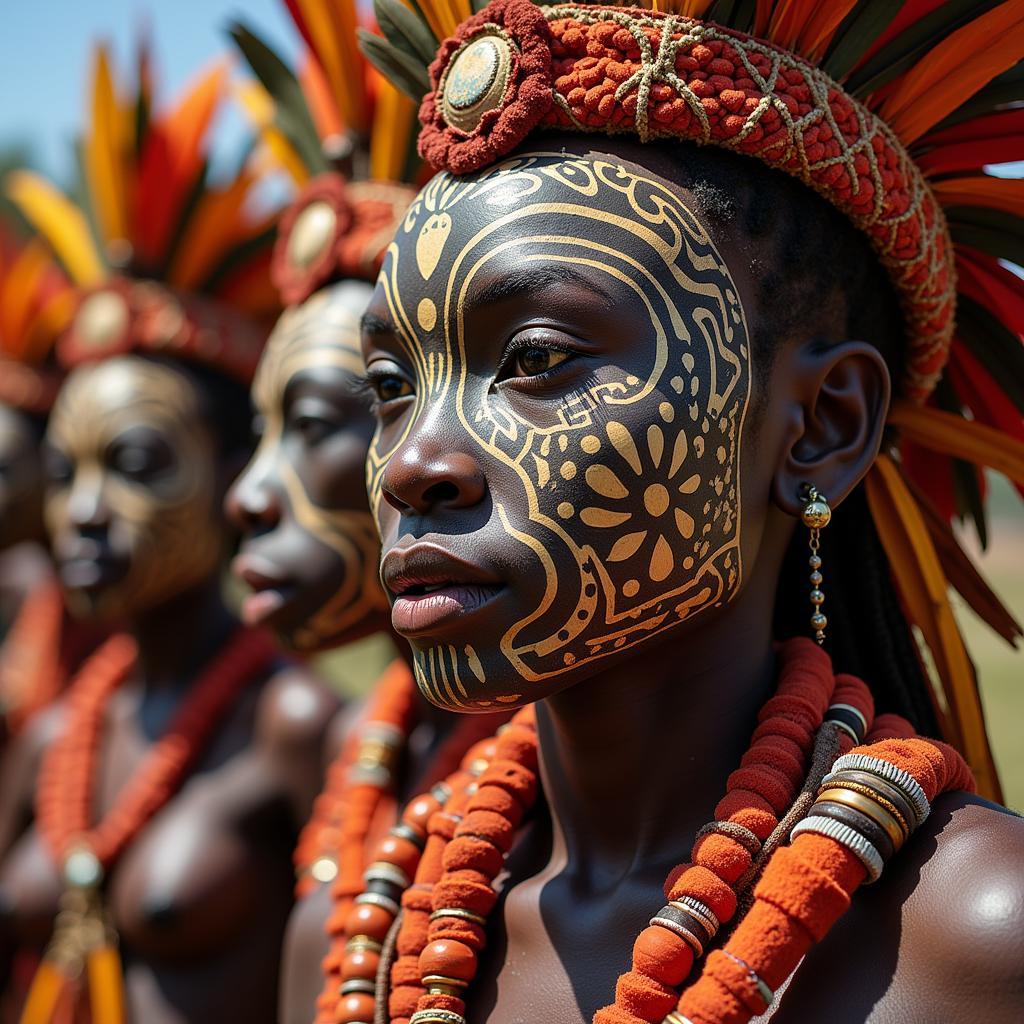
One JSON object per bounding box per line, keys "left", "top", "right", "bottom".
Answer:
{"left": 0, "top": 43, "right": 337, "bottom": 1024}
{"left": 0, "top": 224, "right": 105, "bottom": 745}
{"left": 226, "top": 5, "right": 508, "bottom": 1020}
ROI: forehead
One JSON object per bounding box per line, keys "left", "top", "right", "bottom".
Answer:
{"left": 50, "top": 356, "right": 200, "bottom": 444}
{"left": 372, "top": 150, "right": 741, "bottom": 328}
{"left": 256, "top": 282, "right": 371, "bottom": 398}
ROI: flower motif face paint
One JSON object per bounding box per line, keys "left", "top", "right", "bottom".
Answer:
{"left": 45, "top": 356, "right": 222, "bottom": 622}
{"left": 228, "top": 282, "right": 389, "bottom": 652}
{"left": 363, "top": 151, "right": 751, "bottom": 709}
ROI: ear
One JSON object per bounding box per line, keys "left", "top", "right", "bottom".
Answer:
{"left": 772, "top": 339, "right": 890, "bottom": 517}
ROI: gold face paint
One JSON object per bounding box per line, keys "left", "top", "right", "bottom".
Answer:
{"left": 366, "top": 153, "right": 752, "bottom": 709}
{"left": 239, "top": 284, "right": 387, "bottom": 651}
{"left": 46, "top": 357, "right": 222, "bottom": 622}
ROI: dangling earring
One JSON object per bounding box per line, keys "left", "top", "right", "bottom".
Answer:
{"left": 801, "top": 485, "right": 831, "bottom": 644}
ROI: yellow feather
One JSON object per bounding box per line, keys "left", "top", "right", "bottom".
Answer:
{"left": 369, "top": 74, "right": 416, "bottom": 181}
{"left": 234, "top": 82, "right": 308, "bottom": 186}
{"left": 867, "top": 456, "right": 1003, "bottom": 802}
{"left": 888, "top": 401, "right": 1024, "bottom": 486}
{"left": 87, "top": 945, "right": 126, "bottom": 1024}
{"left": 296, "top": 0, "right": 366, "bottom": 135}
{"left": 85, "top": 45, "right": 129, "bottom": 247}
{"left": 7, "top": 171, "right": 105, "bottom": 285}
{"left": 19, "top": 958, "right": 72, "bottom": 1024}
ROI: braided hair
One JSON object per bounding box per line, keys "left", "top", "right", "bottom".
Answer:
{"left": 651, "top": 139, "right": 939, "bottom": 732}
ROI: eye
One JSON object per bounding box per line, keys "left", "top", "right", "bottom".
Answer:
{"left": 291, "top": 413, "right": 335, "bottom": 446}
{"left": 44, "top": 447, "right": 73, "bottom": 486}
{"left": 496, "top": 331, "right": 577, "bottom": 385}
{"left": 363, "top": 362, "right": 414, "bottom": 409}
{"left": 107, "top": 432, "right": 177, "bottom": 483}
{"left": 510, "top": 346, "right": 569, "bottom": 378}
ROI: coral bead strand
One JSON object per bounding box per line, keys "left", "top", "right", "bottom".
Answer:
{"left": 673, "top": 738, "right": 973, "bottom": 1024}
{"left": 594, "top": 639, "right": 858, "bottom": 1024}
{"left": 36, "top": 628, "right": 275, "bottom": 874}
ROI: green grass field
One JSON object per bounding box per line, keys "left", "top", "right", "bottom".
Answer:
{"left": 959, "top": 481, "right": 1024, "bottom": 811}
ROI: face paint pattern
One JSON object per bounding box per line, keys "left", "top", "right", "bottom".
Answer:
{"left": 46, "top": 358, "right": 221, "bottom": 621}
{"left": 251, "top": 288, "right": 388, "bottom": 650}
{"left": 368, "top": 154, "right": 751, "bottom": 708}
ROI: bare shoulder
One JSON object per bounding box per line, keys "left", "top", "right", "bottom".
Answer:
{"left": 895, "top": 793, "right": 1024, "bottom": 976}
{"left": 253, "top": 662, "right": 341, "bottom": 757}
{"left": 775, "top": 792, "right": 1024, "bottom": 1023}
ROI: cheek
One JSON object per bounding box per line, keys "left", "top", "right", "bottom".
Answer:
{"left": 297, "top": 432, "right": 373, "bottom": 512}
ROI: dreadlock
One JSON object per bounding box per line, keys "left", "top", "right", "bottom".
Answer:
{"left": 646, "top": 138, "right": 939, "bottom": 732}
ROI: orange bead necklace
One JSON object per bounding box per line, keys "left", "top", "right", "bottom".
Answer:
{"left": 334, "top": 639, "right": 972, "bottom": 1024}
{"left": 36, "top": 626, "right": 276, "bottom": 880}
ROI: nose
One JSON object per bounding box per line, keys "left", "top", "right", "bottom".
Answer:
{"left": 224, "top": 452, "right": 283, "bottom": 533}
{"left": 66, "top": 466, "right": 110, "bottom": 531}
{"left": 382, "top": 440, "right": 486, "bottom": 517}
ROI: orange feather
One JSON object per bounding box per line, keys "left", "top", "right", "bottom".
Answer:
{"left": 931, "top": 175, "right": 1024, "bottom": 220}
{"left": 299, "top": 55, "right": 344, "bottom": 140}
{"left": 167, "top": 171, "right": 259, "bottom": 291}
{"left": 888, "top": 401, "right": 1024, "bottom": 487}
{"left": 878, "top": 0, "right": 1024, "bottom": 144}
{"left": 866, "top": 456, "right": 1003, "bottom": 802}
{"left": 796, "top": 0, "right": 859, "bottom": 61}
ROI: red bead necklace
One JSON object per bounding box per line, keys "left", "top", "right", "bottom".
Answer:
{"left": 334, "top": 639, "right": 973, "bottom": 1024}
{"left": 36, "top": 627, "right": 276, "bottom": 878}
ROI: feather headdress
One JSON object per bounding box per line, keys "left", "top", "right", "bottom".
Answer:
{"left": 7, "top": 42, "right": 276, "bottom": 384}
{"left": 230, "top": 0, "right": 422, "bottom": 305}
{"left": 362, "top": 0, "right": 1024, "bottom": 801}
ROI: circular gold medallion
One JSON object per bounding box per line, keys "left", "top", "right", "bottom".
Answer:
{"left": 75, "top": 290, "right": 130, "bottom": 349}
{"left": 441, "top": 33, "right": 513, "bottom": 133}
{"left": 287, "top": 200, "right": 338, "bottom": 271}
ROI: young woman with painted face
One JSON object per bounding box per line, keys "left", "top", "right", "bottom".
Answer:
{"left": 0, "top": 228, "right": 103, "bottom": 743}
{"left": 340, "top": 2, "right": 1024, "bottom": 1022}
{"left": 0, "top": 50, "right": 338, "bottom": 1023}
{"left": 228, "top": 10, "right": 510, "bottom": 1022}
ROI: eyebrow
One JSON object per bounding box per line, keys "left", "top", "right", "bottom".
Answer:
{"left": 360, "top": 311, "right": 396, "bottom": 336}
{"left": 466, "top": 265, "right": 615, "bottom": 312}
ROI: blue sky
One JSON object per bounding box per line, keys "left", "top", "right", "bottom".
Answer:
{"left": 0, "top": 1, "right": 302, "bottom": 182}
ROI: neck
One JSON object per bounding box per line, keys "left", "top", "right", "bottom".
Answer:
{"left": 130, "top": 575, "right": 236, "bottom": 691}
{"left": 537, "top": 591, "right": 779, "bottom": 887}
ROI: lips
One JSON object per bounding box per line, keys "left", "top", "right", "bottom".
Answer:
{"left": 231, "top": 552, "right": 299, "bottom": 628}
{"left": 382, "top": 542, "right": 504, "bottom": 637}
{"left": 55, "top": 538, "right": 126, "bottom": 591}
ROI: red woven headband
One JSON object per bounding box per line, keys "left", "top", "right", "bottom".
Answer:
{"left": 416, "top": 0, "right": 955, "bottom": 401}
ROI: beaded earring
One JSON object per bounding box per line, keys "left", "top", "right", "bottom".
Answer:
{"left": 801, "top": 485, "right": 832, "bottom": 644}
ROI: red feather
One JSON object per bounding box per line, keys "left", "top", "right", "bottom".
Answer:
{"left": 916, "top": 110, "right": 1024, "bottom": 174}
{"left": 283, "top": 0, "right": 318, "bottom": 55}
{"left": 901, "top": 437, "right": 957, "bottom": 522}
{"left": 854, "top": 0, "right": 947, "bottom": 70}
{"left": 133, "top": 124, "right": 175, "bottom": 271}
{"left": 948, "top": 345, "right": 1024, "bottom": 502}
{"left": 956, "top": 247, "right": 1024, "bottom": 340}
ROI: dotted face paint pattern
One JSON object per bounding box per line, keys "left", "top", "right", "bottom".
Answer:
{"left": 368, "top": 153, "right": 751, "bottom": 707}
